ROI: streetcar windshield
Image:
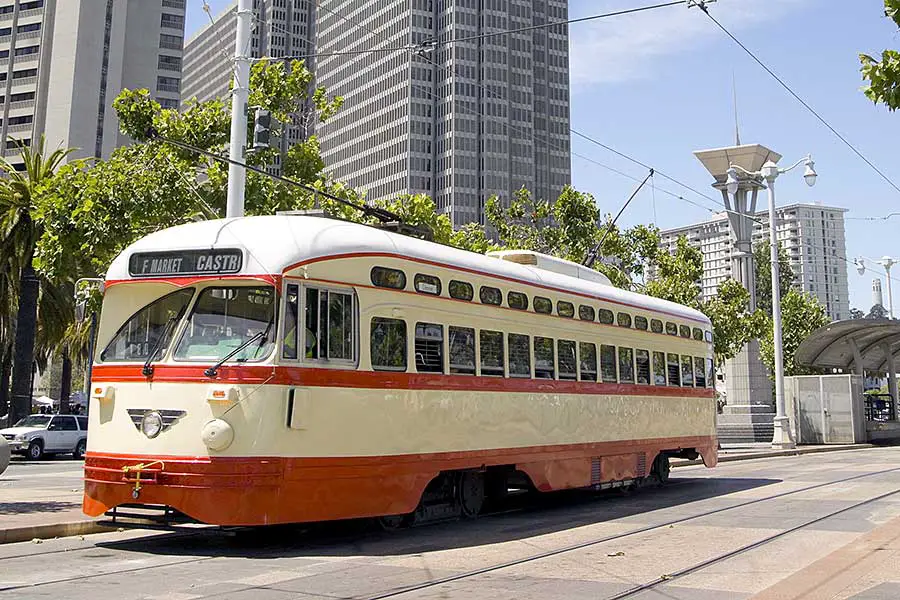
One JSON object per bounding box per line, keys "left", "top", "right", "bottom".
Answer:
{"left": 173, "top": 286, "right": 276, "bottom": 362}
{"left": 101, "top": 289, "right": 195, "bottom": 362}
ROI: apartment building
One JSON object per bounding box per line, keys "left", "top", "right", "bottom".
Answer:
{"left": 0, "top": 0, "right": 185, "bottom": 167}
{"left": 657, "top": 203, "right": 850, "bottom": 320}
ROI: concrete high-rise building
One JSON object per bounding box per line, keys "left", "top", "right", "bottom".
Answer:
{"left": 0, "top": 0, "right": 186, "bottom": 168}
{"left": 657, "top": 203, "right": 850, "bottom": 321}
{"left": 182, "top": 0, "right": 317, "bottom": 155}
{"left": 316, "top": 0, "right": 571, "bottom": 228}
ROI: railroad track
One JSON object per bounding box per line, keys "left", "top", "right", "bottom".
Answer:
{"left": 1, "top": 463, "right": 898, "bottom": 595}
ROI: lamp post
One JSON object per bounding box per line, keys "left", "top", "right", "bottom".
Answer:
{"left": 855, "top": 257, "right": 896, "bottom": 318}
{"left": 726, "top": 155, "right": 817, "bottom": 449}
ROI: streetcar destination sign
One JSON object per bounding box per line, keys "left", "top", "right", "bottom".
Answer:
{"left": 129, "top": 249, "right": 243, "bottom": 277}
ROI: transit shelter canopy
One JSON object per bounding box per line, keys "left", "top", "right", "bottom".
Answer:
{"left": 796, "top": 319, "right": 900, "bottom": 373}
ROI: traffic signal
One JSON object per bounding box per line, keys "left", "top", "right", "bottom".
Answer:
{"left": 253, "top": 108, "right": 272, "bottom": 150}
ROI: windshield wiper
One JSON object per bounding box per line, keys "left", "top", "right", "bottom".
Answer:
{"left": 204, "top": 317, "right": 275, "bottom": 378}
{"left": 142, "top": 318, "right": 177, "bottom": 377}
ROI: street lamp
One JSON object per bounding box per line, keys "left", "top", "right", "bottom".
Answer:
{"left": 728, "top": 154, "right": 817, "bottom": 450}
{"left": 855, "top": 257, "right": 896, "bottom": 318}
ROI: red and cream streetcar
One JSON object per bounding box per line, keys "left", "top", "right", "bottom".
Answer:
{"left": 83, "top": 214, "right": 717, "bottom": 526}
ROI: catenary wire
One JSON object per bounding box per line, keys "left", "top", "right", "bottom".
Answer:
{"left": 695, "top": 3, "right": 900, "bottom": 196}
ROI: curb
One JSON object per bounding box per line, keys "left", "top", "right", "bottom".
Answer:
{"left": 673, "top": 443, "right": 875, "bottom": 468}
{"left": 0, "top": 520, "right": 114, "bottom": 545}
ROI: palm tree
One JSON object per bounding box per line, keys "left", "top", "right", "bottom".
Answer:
{"left": 0, "top": 137, "right": 74, "bottom": 425}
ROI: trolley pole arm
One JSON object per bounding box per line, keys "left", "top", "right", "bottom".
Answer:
{"left": 583, "top": 169, "right": 653, "bottom": 269}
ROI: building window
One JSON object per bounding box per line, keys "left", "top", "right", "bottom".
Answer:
{"left": 370, "top": 317, "right": 406, "bottom": 371}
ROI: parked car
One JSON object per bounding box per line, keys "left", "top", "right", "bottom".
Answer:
{"left": 0, "top": 414, "right": 88, "bottom": 460}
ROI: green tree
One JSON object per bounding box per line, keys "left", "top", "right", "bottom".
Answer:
{"left": 0, "top": 138, "right": 75, "bottom": 425}
{"left": 759, "top": 290, "right": 830, "bottom": 377}
{"left": 868, "top": 303, "right": 890, "bottom": 319}
{"left": 850, "top": 307, "right": 866, "bottom": 320}
{"left": 860, "top": 1, "right": 900, "bottom": 110}
{"left": 754, "top": 241, "right": 794, "bottom": 316}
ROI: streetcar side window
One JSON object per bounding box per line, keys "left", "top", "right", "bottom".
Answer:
{"left": 681, "top": 356, "right": 694, "bottom": 387}
{"left": 617, "top": 312, "right": 632, "bottom": 328}
{"left": 651, "top": 319, "right": 664, "bottom": 334}
{"left": 635, "top": 349, "right": 651, "bottom": 385}
{"left": 579, "top": 342, "right": 597, "bottom": 381}
{"left": 371, "top": 267, "right": 406, "bottom": 290}
{"left": 578, "top": 305, "right": 595, "bottom": 321}
{"left": 598, "top": 309, "right": 614, "bottom": 325}
{"left": 508, "top": 333, "right": 531, "bottom": 378}
{"left": 534, "top": 296, "right": 552, "bottom": 314}
{"left": 370, "top": 317, "right": 407, "bottom": 371}
{"left": 449, "top": 280, "right": 474, "bottom": 301}
{"left": 414, "top": 274, "right": 442, "bottom": 295}
{"left": 600, "top": 344, "right": 617, "bottom": 383}
{"left": 534, "top": 336, "right": 555, "bottom": 379}
{"left": 666, "top": 322, "right": 678, "bottom": 336}
{"left": 480, "top": 330, "right": 505, "bottom": 376}
{"left": 705, "top": 330, "right": 713, "bottom": 343}
{"left": 667, "top": 353, "right": 681, "bottom": 386}
{"left": 680, "top": 325, "right": 691, "bottom": 339}
{"left": 449, "top": 326, "right": 476, "bottom": 375}
{"left": 557, "top": 301, "right": 575, "bottom": 318}
{"left": 634, "top": 316, "right": 648, "bottom": 331}
{"left": 694, "top": 357, "right": 707, "bottom": 387}
{"left": 558, "top": 340, "right": 577, "bottom": 380}
{"left": 692, "top": 327, "right": 704, "bottom": 341}
{"left": 508, "top": 291, "right": 529, "bottom": 310}
{"left": 480, "top": 286, "right": 502, "bottom": 305}
{"left": 619, "top": 347, "right": 635, "bottom": 383}
{"left": 653, "top": 351, "right": 667, "bottom": 386}
{"left": 282, "top": 283, "right": 299, "bottom": 360}
{"left": 304, "top": 287, "right": 355, "bottom": 363}
{"left": 707, "top": 358, "right": 715, "bottom": 387}
{"left": 415, "top": 322, "right": 444, "bottom": 373}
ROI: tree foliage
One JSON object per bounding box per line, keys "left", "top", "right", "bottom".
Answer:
{"left": 868, "top": 303, "right": 890, "bottom": 319}
{"left": 754, "top": 241, "right": 794, "bottom": 317}
{"left": 759, "top": 290, "right": 830, "bottom": 377}
{"left": 860, "top": 0, "right": 900, "bottom": 110}
{"left": 850, "top": 307, "right": 866, "bottom": 320}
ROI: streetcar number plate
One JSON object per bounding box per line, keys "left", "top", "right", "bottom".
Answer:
{"left": 129, "top": 249, "right": 243, "bottom": 277}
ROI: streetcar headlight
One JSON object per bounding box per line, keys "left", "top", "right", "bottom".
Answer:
{"left": 141, "top": 412, "right": 164, "bottom": 438}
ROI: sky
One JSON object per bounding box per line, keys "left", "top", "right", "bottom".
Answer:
{"left": 185, "top": 0, "right": 900, "bottom": 312}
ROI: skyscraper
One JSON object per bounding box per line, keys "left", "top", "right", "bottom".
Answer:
{"left": 183, "top": 0, "right": 573, "bottom": 228}
{"left": 0, "top": 0, "right": 186, "bottom": 167}
{"left": 315, "top": 0, "right": 571, "bottom": 227}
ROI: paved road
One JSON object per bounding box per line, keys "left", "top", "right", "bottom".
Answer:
{"left": 3, "top": 448, "right": 900, "bottom": 599}
{"left": 0, "top": 457, "right": 85, "bottom": 532}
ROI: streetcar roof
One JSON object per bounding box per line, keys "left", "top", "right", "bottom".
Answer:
{"left": 107, "top": 215, "right": 710, "bottom": 325}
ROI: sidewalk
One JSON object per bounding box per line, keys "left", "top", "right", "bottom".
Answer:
{"left": 0, "top": 443, "right": 882, "bottom": 545}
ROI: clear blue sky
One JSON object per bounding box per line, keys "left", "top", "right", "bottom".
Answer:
{"left": 186, "top": 0, "right": 900, "bottom": 312}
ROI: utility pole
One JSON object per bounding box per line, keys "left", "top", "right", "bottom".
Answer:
{"left": 226, "top": 0, "right": 253, "bottom": 219}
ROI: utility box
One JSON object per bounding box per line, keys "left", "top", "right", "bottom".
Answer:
{"left": 785, "top": 375, "right": 867, "bottom": 444}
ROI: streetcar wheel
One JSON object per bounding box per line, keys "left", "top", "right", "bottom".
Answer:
{"left": 651, "top": 454, "right": 671, "bottom": 484}
{"left": 458, "top": 471, "right": 485, "bottom": 518}
{"left": 27, "top": 440, "right": 43, "bottom": 461}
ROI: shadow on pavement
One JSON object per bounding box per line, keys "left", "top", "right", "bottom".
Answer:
{"left": 95, "top": 475, "right": 780, "bottom": 559}
{"left": 0, "top": 500, "right": 82, "bottom": 515}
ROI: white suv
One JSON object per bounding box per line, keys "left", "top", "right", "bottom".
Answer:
{"left": 0, "top": 414, "right": 88, "bottom": 460}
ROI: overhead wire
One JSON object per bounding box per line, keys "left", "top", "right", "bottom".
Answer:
{"left": 695, "top": 3, "right": 900, "bottom": 197}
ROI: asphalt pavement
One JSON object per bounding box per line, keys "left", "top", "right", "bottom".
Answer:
{"left": 3, "top": 447, "right": 900, "bottom": 599}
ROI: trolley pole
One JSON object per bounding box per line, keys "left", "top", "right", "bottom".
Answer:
{"left": 226, "top": 0, "right": 253, "bottom": 219}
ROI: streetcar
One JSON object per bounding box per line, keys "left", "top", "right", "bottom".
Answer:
{"left": 83, "top": 214, "right": 717, "bottom": 527}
